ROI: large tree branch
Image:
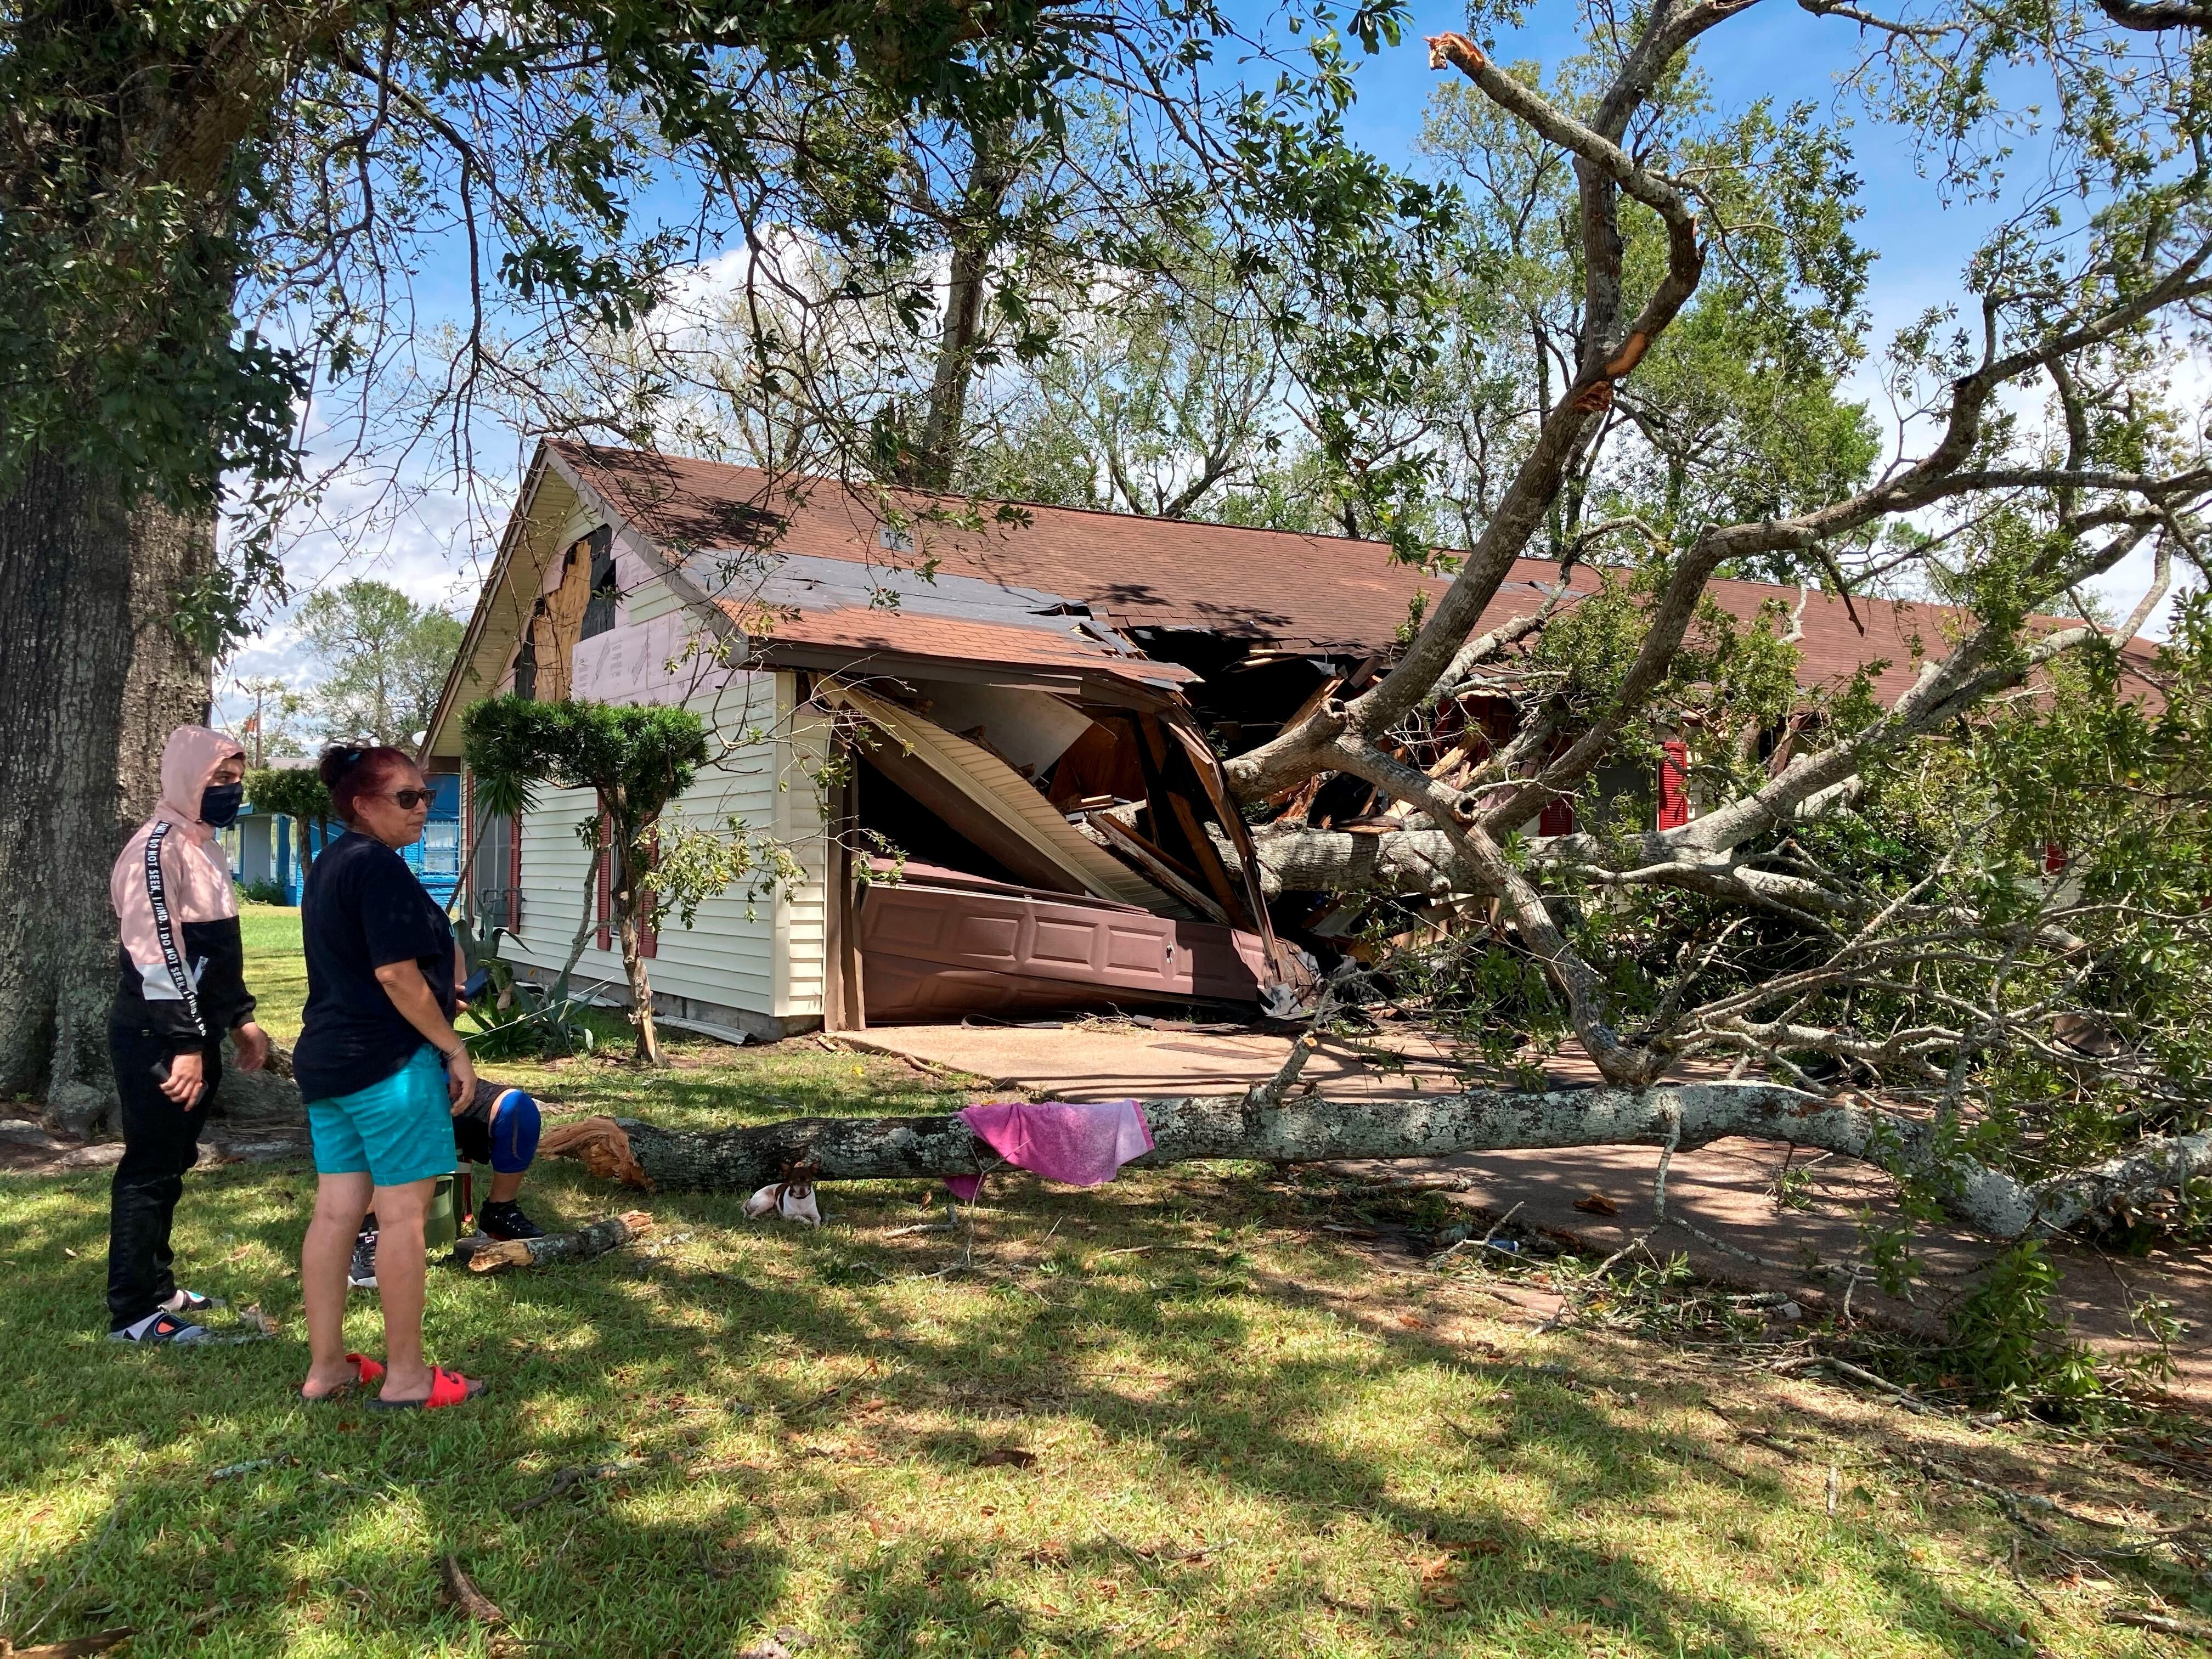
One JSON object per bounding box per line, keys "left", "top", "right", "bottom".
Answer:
{"left": 546, "top": 1082, "right": 2212, "bottom": 1240}
{"left": 2094, "top": 0, "right": 2212, "bottom": 29}
{"left": 1227, "top": 26, "right": 1710, "bottom": 804}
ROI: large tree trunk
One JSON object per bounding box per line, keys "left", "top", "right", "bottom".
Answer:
{"left": 0, "top": 458, "right": 212, "bottom": 1132}
{"left": 904, "top": 121, "right": 1015, "bottom": 493}
{"left": 540, "top": 1081, "right": 2212, "bottom": 1242}
{"left": 611, "top": 834, "right": 663, "bottom": 1065}
{"left": 616, "top": 901, "right": 662, "bottom": 1066}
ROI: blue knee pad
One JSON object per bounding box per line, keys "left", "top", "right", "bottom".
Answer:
{"left": 487, "top": 1088, "right": 541, "bottom": 1175}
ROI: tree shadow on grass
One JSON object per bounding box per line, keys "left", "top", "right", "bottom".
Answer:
{"left": 0, "top": 1153, "right": 2151, "bottom": 1658}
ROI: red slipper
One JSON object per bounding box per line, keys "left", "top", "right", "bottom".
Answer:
{"left": 366, "top": 1366, "right": 486, "bottom": 1412}
{"left": 300, "top": 1352, "right": 384, "bottom": 1403}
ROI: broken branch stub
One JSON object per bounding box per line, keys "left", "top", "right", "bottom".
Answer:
{"left": 455, "top": 1211, "right": 654, "bottom": 1271}
{"left": 537, "top": 1086, "right": 2212, "bottom": 1241}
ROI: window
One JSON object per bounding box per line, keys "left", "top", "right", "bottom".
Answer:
{"left": 580, "top": 524, "right": 618, "bottom": 639}
{"left": 513, "top": 597, "right": 544, "bottom": 700}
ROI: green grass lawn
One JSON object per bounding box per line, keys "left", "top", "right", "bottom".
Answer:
{"left": 0, "top": 922, "right": 2203, "bottom": 1657}
{"left": 237, "top": 904, "right": 306, "bottom": 1045}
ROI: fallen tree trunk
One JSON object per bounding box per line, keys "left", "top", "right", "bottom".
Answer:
{"left": 1240, "top": 823, "right": 1460, "bottom": 898}
{"left": 538, "top": 1082, "right": 2212, "bottom": 1240}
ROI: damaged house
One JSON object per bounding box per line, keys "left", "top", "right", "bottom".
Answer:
{"left": 419, "top": 441, "right": 1993, "bottom": 1039}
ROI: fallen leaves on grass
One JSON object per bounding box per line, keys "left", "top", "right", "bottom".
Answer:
{"left": 736, "top": 1628, "right": 814, "bottom": 1658}
{"left": 1572, "top": 1193, "right": 1621, "bottom": 1216}
{"left": 975, "top": 1447, "right": 1039, "bottom": 1470}
{"left": 1413, "top": 1555, "right": 1464, "bottom": 1610}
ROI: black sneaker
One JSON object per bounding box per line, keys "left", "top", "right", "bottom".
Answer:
{"left": 477, "top": 1200, "right": 545, "bottom": 1242}
{"left": 348, "top": 1229, "right": 379, "bottom": 1290}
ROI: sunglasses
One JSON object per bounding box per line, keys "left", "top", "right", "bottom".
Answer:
{"left": 388, "top": 788, "right": 435, "bottom": 809}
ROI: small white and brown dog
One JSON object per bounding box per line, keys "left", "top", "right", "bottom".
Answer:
{"left": 744, "top": 1160, "right": 821, "bottom": 1227}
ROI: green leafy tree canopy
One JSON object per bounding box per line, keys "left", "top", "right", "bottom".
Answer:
{"left": 297, "top": 580, "right": 465, "bottom": 747}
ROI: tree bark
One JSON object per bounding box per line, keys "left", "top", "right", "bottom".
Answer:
{"left": 1240, "top": 823, "right": 1460, "bottom": 898}
{"left": 611, "top": 827, "right": 662, "bottom": 1064}
{"left": 0, "top": 458, "right": 207, "bottom": 1131}
{"left": 540, "top": 1082, "right": 2212, "bottom": 1242}
{"left": 0, "top": 456, "right": 133, "bottom": 1119}
{"left": 455, "top": 1210, "right": 652, "bottom": 1271}
{"left": 904, "top": 121, "right": 1015, "bottom": 493}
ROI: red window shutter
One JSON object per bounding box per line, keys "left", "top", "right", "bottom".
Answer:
{"left": 2043, "top": 841, "right": 2069, "bottom": 874}
{"left": 507, "top": 811, "right": 523, "bottom": 930}
{"left": 595, "top": 813, "right": 612, "bottom": 951}
{"left": 1657, "top": 740, "right": 1691, "bottom": 830}
{"left": 1538, "top": 795, "right": 1576, "bottom": 836}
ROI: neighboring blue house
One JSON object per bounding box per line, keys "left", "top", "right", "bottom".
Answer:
{"left": 223, "top": 768, "right": 462, "bottom": 907}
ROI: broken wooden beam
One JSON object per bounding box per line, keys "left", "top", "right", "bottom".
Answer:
{"left": 455, "top": 1211, "right": 653, "bottom": 1271}
{"left": 1093, "top": 814, "right": 1232, "bottom": 925}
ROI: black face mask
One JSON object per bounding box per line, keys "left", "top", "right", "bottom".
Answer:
{"left": 199, "top": 782, "right": 245, "bottom": 829}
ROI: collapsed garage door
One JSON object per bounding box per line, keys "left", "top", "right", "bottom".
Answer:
{"left": 859, "top": 863, "right": 1267, "bottom": 1023}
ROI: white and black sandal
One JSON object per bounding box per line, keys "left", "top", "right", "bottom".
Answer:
{"left": 163, "top": 1288, "right": 219, "bottom": 1317}
{"left": 109, "top": 1310, "right": 211, "bottom": 1344}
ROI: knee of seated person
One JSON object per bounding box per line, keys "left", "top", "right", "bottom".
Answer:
{"left": 488, "top": 1088, "right": 541, "bottom": 1175}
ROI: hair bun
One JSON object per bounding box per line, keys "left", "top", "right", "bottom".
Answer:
{"left": 317, "top": 744, "right": 364, "bottom": 792}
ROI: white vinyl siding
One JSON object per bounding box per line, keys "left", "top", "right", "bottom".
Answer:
{"left": 496, "top": 668, "right": 830, "bottom": 1026}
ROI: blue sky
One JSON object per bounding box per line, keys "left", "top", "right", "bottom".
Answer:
{"left": 220, "top": 1, "right": 2173, "bottom": 723}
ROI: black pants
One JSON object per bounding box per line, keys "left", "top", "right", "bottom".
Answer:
{"left": 106, "top": 1022, "right": 221, "bottom": 1330}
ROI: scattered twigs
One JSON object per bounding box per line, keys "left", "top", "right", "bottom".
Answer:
{"left": 208, "top": 1456, "right": 294, "bottom": 1482}
{"left": 440, "top": 1556, "right": 506, "bottom": 1627}
{"left": 1765, "top": 1353, "right": 1829, "bottom": 1373}
{"left": 8, "top": 1456, "right": 138, "bottom": 1648}
{"left": 0, "top": 1629, "right": 137, "bottom": 1658}
{"left": 2108, "top": 1608, "right": 2212, "bottom": 1640}
{"left": 1911, "top": 1456, "right": 2136, "bottom": 1533}
{"left": 1826, "top": 1357, "right": 1932, "bottom": 1413}
{"left": 458, "top": 1212, "right": 653, "bottom": 1272}
{"left": 1431, "top": 1200, "right": 1524, "bottom": 1265}
{"left": 1940, "top": 1595, "right": 2048, "bottom": 1655}
{"left": 2008, "top": 1537, "right": 2056, "bottom": 1618}
{"left": 514, "top": 1458, "right": 650, "bottom": 1512}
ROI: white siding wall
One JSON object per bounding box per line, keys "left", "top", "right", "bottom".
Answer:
{"left": 495, "top": 644, "right": 832, "bottom": 1030}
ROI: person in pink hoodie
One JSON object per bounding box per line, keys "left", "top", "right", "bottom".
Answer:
{"left": 106, "top": 725, "right": 272, "bottom": 1342}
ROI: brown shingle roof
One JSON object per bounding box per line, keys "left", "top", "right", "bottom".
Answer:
{"left": 549, "top": 441, "right": 2149, "bottom": 709}
{"left": 720, "top": 598, "right": 1197, "bottom": 686}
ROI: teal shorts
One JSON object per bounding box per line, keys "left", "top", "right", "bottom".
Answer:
{"left": 305, "top": 1045, "right": 458, "bottom": 1188}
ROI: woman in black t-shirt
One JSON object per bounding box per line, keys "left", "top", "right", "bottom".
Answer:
{"left": 293, "top": 746, "right": 486, "bottom": 1410}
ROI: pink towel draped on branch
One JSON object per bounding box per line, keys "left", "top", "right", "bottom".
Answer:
{"left": 943, "top": 1099, "right": 1155, "bottom": 1201}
